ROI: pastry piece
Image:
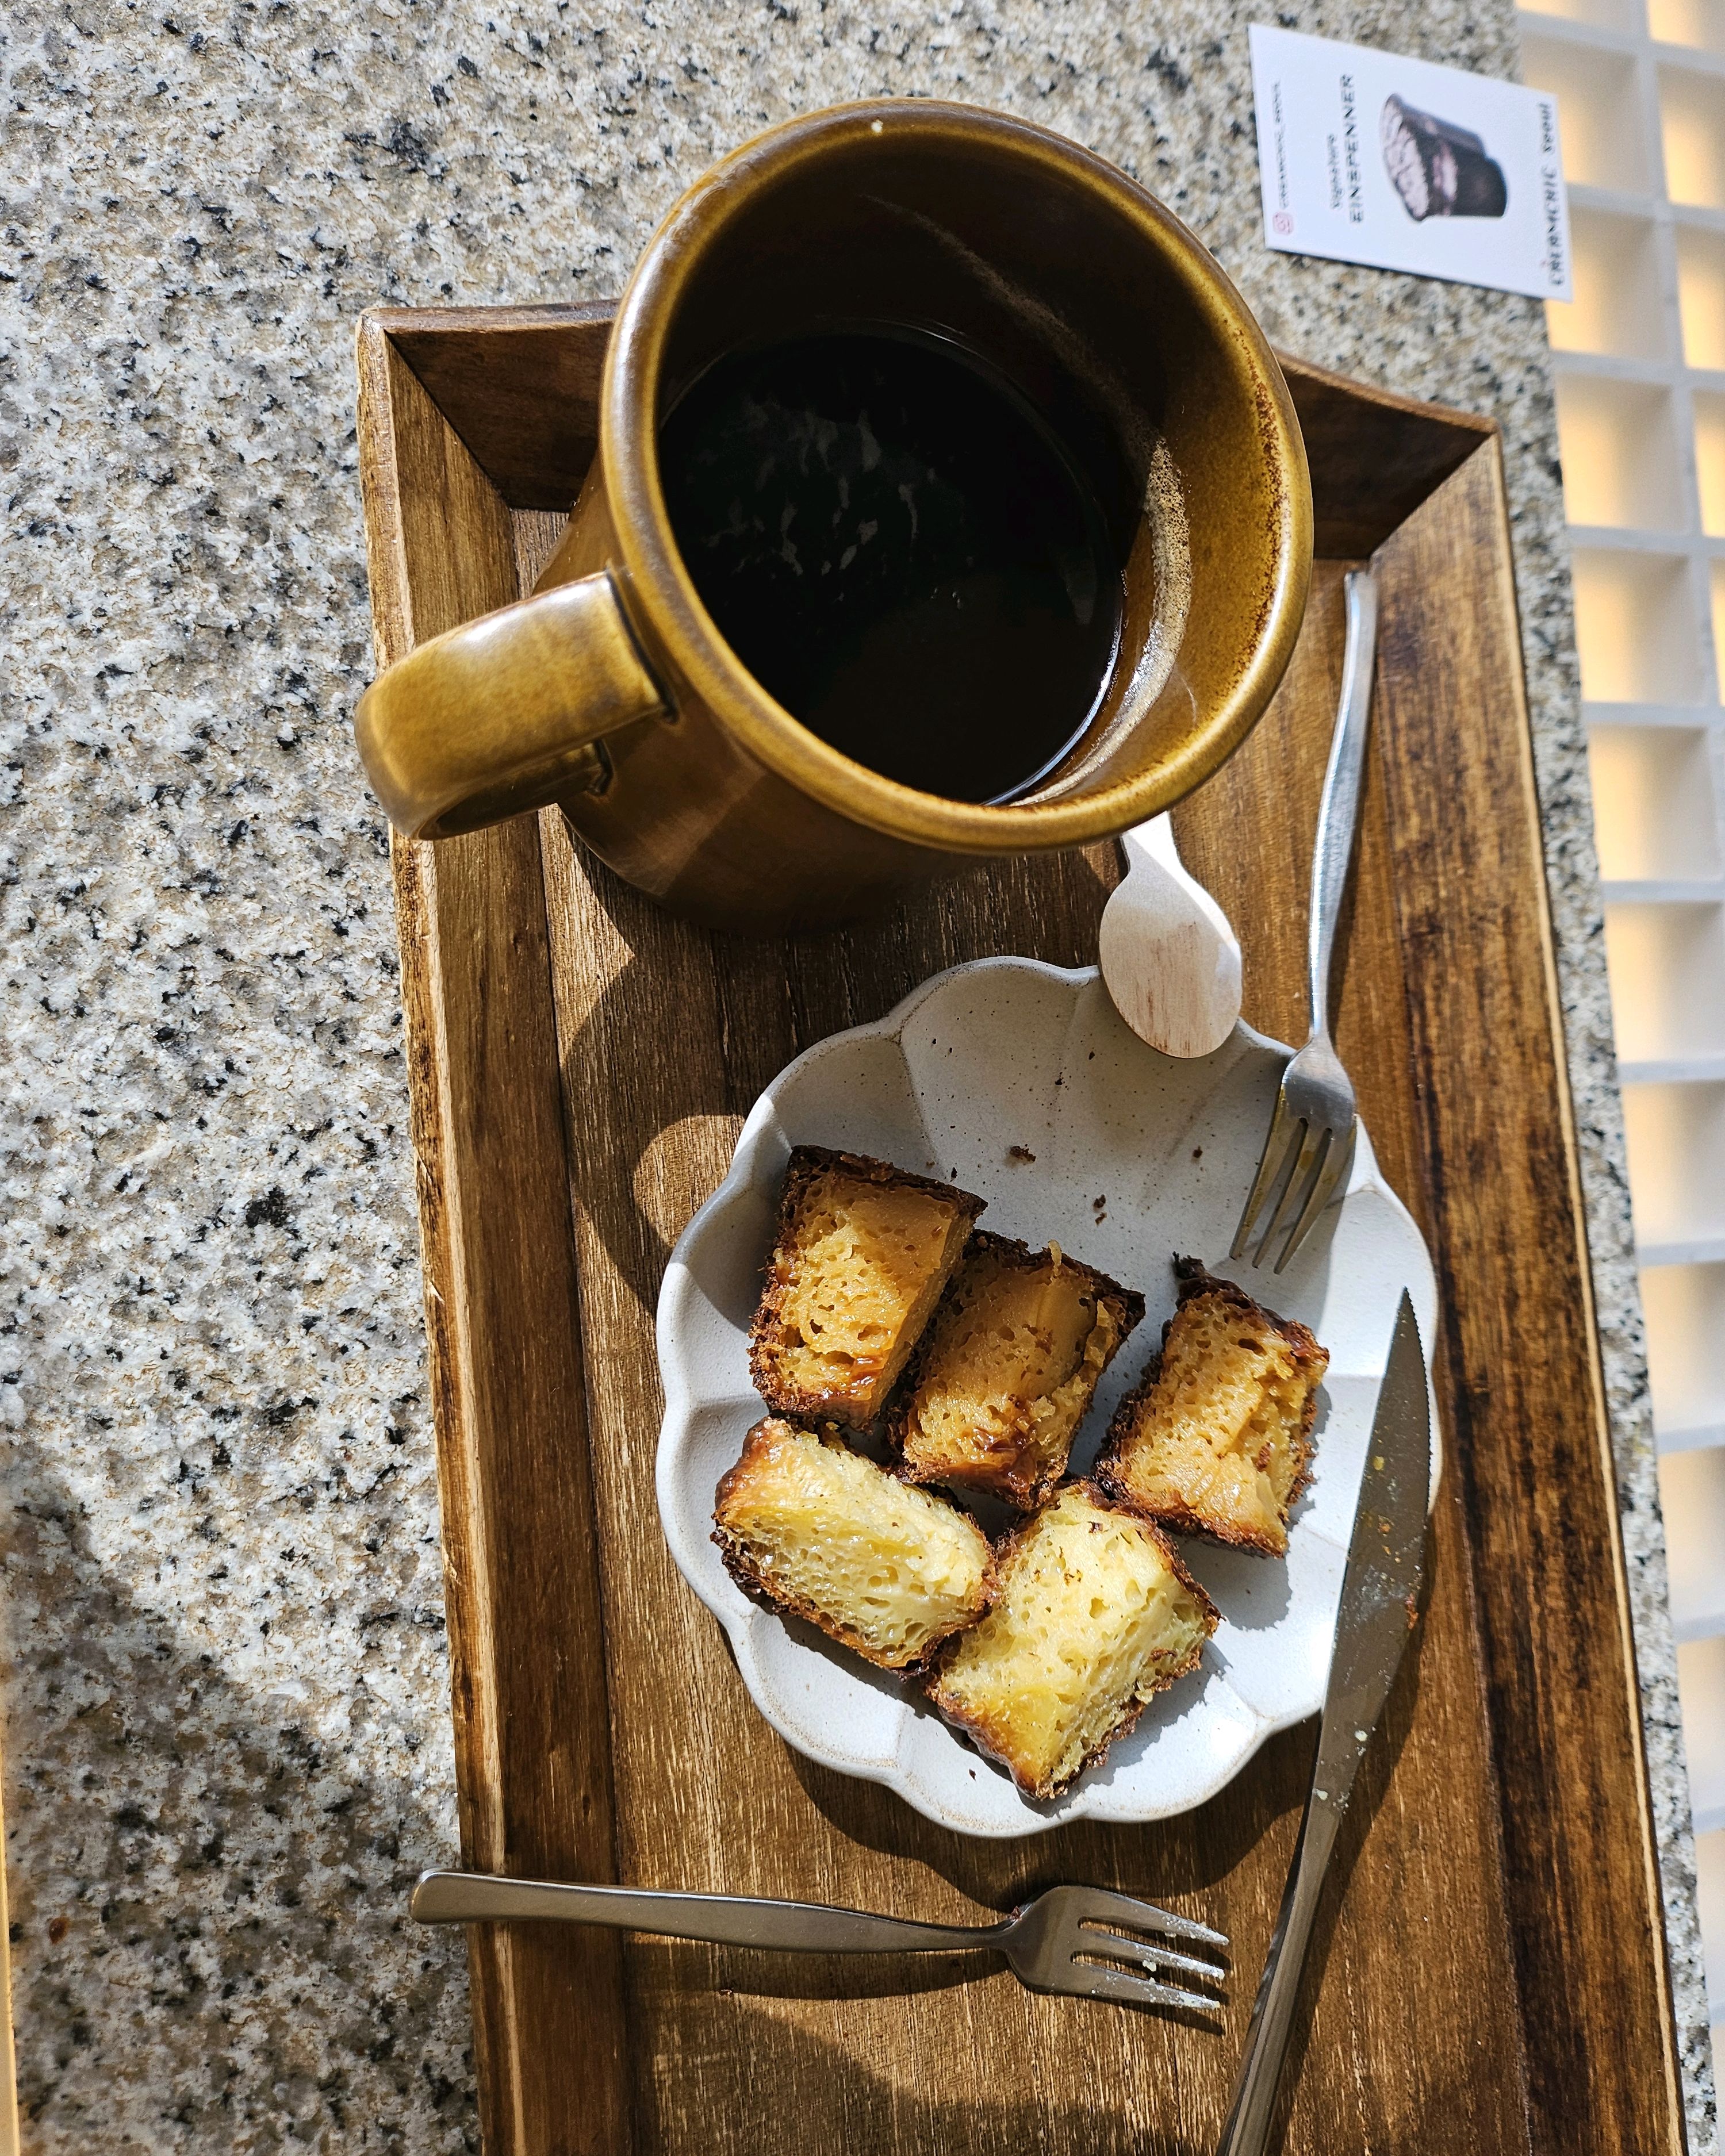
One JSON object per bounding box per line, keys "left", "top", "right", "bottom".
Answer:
{"left": 893, "top": 1233, "right": 1144, "bottom": 1507}
{"left": 713, "top": 1418, "right": 995, "bottom": 1671}
{"left": 927, "top": 1482, "right": 1217, "bottom": 1800}
{"left": 1094, "top": 1256, "right": 1327, "bottom": 1557}
{"left": 749, "top": 1146, "right": 984, "bottom": 1429}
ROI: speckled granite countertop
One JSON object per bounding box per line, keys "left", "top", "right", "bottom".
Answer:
{"left": 0, "top": 0, "right": 1715, "bottom": 2147}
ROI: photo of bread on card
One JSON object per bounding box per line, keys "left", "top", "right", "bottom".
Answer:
{"left": 927, "top": 1482, "right": 1218, "bottom": 1800}
{"left": 713, "top": 1416, "right": 995, "bottom": 1671}
{"left": 892, "top": 1232, "right": 1144, "bottom": 1508}
{"left": 747, "top": 1146, "right": 985, "bottom": 1429}
{"left": 1095, "top": 1256, "right": 1328, "bottom": 1557}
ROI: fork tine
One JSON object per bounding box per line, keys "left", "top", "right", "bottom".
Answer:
{"left": 1065, "top": 1960, "right": 1224, "bottom": 2013}
{"left": 1272, "top": 1118, "right": 1355, "bottom": 1274}
{"left": 1074, "top": 1924, "right": 1222, "bottom": 1981}
{"left": 1254, "top": 1115, "right": 1326, "bottom": 1267}
{"left": 1231, "top": 1092, "right": 1301, "bottom": 1261}
{"left": 1067, "top": 1889, "right": 1228, "bottom": 1947}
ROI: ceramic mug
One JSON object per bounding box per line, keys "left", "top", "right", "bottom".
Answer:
{"left": 355, "top": 99, "right": 1313, "bottom": 932}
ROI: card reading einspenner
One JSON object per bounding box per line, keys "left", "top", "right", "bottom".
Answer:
{"left": 1250, "top": 25, "right": 1572, "bottom": 302}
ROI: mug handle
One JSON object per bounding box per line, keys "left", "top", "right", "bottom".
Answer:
{"left": 355, "top": 572, "right": 669, "bottom": 840}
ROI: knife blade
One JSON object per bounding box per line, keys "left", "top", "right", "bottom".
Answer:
{"left": 1308, "top": 1287, "right": 1433, "bottom": 1822}
{"left": 1216, "top": 1287, "right": 1433, "bottom": 2156}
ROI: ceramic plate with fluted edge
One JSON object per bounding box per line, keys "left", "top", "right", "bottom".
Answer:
{"left": 655, "top": 957, "right": 1440, "bottom": 1838}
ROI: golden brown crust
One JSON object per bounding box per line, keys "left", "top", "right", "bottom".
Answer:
{"left": 715, "top": 1537, "right": 990, "bottom": 1672}
{"left": 747, "top": 1146, "right": 985, "bottom": 1428}
{"left": 775, "top": 1144, "right": 979, "bottom": 1216}
{"left": 1092, "top": 1255, "right": 1326, "bottom": 1555}
{"left": 711, "top": 1413, "right": 792, "bottom": 1520}
{"left": 900, "top": 1231, "right": 1146, "bottom": 1355}
{"left": 969, "top": 1479, "right": 1217, "bottom": 1606}
{"left": 888, "top": 1232, "right": 1144, "bottom": 1508}
{"left": 712, "top": 1418, "right": 996, "bottom": 1673}
{"left": 925, "top": 1481, "right": 1219, "bottom": 1800}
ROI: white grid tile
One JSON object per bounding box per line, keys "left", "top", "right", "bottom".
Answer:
{"left": 1523, "top": 0, "right": 1725, "bottom": 2027}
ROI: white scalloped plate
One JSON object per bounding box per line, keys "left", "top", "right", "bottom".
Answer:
{"left": 656, "top": 958, "right": 1439, "bottom": 1838}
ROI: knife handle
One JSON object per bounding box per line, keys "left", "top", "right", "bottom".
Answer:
{"left": 1216, "top": 1787, "right": 1344, "bottom": 2156}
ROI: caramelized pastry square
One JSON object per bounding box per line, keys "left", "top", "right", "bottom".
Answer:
{"left": 893, "top": 1233, "right": 1143, "bottom": 1507}
{"left": 713, "top": 1417, "right": 995, "bottom": 1671}
{"left": 927, "top": 1481, "right": 1216, "bottom": 1800}
{"left": 1095, "top": 1257, "right": 1327, "bottom": 1557}
{"left": 749, "top": 1146, "right": 984, "bottom": 1429}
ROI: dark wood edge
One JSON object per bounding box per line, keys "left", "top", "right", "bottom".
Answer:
{"left": 356, "top": 311, "right": 518, "bottom": 2134}
{"left": 360, "top": 300, "right": 1495, "bottom": 549}
{"left": 1371, "top": 436, "right": 1687, "bottom": 2155}
{"left": 357, "top": 314, "right": 513, "bottom": 2125}
{"left": 364, "top": 299, "right": 620, "bottom": 339}
{"left": 1487, "top": 426, "right": 1684, "bottom": 2150}
{"left": 1277, "top": 347, "right": 1496, "bottom": 443}
{"left": 355, "top": 300, "right": 1495, "bottom": 441}
{"left": 356, "top": 314, "right": 634, "bottom": 2156}
{"left": 1278, "top": 351, "right": 1492, "bottom": 554}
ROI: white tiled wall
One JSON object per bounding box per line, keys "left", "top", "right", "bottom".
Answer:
{"left": 1521, "top": 0, "right": 1725, "bottom": 2027}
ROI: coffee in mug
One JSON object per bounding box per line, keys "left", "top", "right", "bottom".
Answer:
{"left": 354, "top": 100, "right": 1313, "bottom": 932}
{"left": 660, "top": 327, "right": 1126, "bottom": 805}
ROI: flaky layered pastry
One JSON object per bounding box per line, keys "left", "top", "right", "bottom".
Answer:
{"left": 748, "top": 1147, "right": 985, "bottom": 1430}
{"left": 926, "top": 1481, "right": 1217, "bottom": 1799}
{"left": 713, "top": 1417, "right": 995, "bottom": 1670}
{"left": 893, "top": 1233, "right": 1144, "bottom": 1507}
{"left": 1095, "top": 1257, "right": 1327, "bottom": 1557}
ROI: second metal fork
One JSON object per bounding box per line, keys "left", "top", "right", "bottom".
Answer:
{"left": 1232, "top": 567, "right": 1380, "bottom": 1273}
{"left": 412, "top": 1870, "right": 1227, "bottom": 2012}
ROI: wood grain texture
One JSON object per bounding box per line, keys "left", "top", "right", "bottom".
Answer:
{"left": 356, "top": 306, "right": 1686, "bottom": 2156}
{"left": 378, "top": 303, "right": 615, "bottom": 512}
{"left": 1370, "top": 447, "right": 1685, "bottom": 2156}
{"left": 1278, "top": 354, "right": 1490, "bottom": 557}
{"left": 532, "top": 611, "right": 1529, "bottom": 2156}
{"left": 357, "top": 323, "right": 633, "bottom": 2156}
{"left": 377, "top": 300, "right": 1488, "bottom": 558}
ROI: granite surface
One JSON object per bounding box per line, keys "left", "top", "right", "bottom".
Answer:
{"left": 0, "top": 0, "right": 1715, "bottom": 2146}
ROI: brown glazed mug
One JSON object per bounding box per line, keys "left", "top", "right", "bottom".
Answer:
{"left": 355, "top": 99, "right": 1313, "bottom": 932}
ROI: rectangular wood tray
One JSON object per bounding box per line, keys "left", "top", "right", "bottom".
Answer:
{"left": 356, "top": 301, "right": 1689, "bottom": 2156}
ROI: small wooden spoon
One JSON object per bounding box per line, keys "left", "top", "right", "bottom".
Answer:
{"left": 1098, "top": 814, "right": 1243, "bottom": 1058}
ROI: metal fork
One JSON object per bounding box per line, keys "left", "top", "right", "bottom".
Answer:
{"left": 1231, "top": 567, "right": 1380, "bottom": 1273}
{"left": 412, "top": 1869, "right": 1227, "bottom": 2012}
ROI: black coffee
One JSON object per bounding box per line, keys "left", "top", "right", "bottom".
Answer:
{"left": 658, "top": 329, "right": 1124, "bottom": 803}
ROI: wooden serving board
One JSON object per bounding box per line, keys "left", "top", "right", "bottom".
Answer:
{"left": 356, "top": 302, "right": 1689, "bottom": 2156}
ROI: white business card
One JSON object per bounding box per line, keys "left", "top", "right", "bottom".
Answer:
{"left": 1249, "top": 25, "right": 1571, "bottom": 302}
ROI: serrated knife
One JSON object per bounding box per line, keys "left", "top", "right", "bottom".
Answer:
{"left": 1217, "top": 1288, "right": 1433, "bottom": 2156}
